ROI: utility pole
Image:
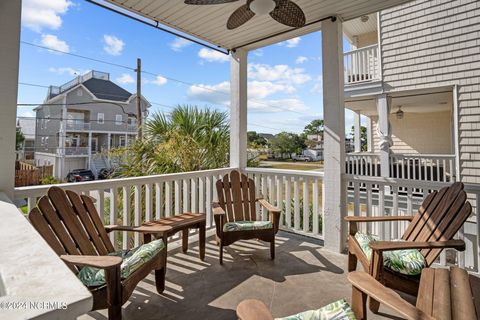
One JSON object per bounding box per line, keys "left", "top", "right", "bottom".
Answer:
{"left": 136, "top": 58, "right": 142, "bottom": 140}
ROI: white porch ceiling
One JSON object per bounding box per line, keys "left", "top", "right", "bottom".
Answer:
{"left": 103, "top": 0, "right": 412, "bottom": 50}
{"left": 343, "top": 13, "right": 377, "bottom": 42}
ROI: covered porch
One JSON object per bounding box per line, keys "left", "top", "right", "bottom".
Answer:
{"left": 346, "top": 88, "right": 457, "bottom": 183}
{"left": 1, "top": 0, "right": 479, "bottom": 319}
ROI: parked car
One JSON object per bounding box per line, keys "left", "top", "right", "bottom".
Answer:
{"left": 97, "top": 168, "right": 114, "bottom": 180}
{"left": 66, "top": 169, "right": 95, "bottom": 183}
{"left": 292, "top": 155, "right": 313, "bottom": 162}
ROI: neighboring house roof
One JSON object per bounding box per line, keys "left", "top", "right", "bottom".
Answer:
{"left": 17, "top": 118, "right": 36, "bottom": 140}
{"left": 82, "top": 78, "right": 132, "bottom": 102}
{"left": 259, "top": 133, "right": 274, "bottom": 140}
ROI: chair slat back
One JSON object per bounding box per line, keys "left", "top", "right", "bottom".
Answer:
{"left": 402, "top": 182, "right": 471, "bottom": 265}
{"left": 216, "top": 171, "right": 257, "bottom": 222}
{"left": 29, "top": 187, "right": 115, "bottom": 267}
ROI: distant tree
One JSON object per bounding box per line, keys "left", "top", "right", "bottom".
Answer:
{"left": 303, "top": 119, "right": 324, "bottom": 135}
{"left": 16, "top": 128, "right": 25, "bottom": 151}
{"left": 247, "top": 131, "right": 268, "bottom": 148}
{"left": 350, "top": 125, "right": 368, "bottom": 151}
{"left": 269, "top": 132, "right": 306, "bottom": 157}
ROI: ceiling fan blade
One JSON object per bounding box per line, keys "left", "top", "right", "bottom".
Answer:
{"left": 270, "top": 0, "right": 306, "bottom": 28}
{"left": 184, "top": 0, "right": 239, "bottom": 4}
{"left": 227, "top": 4, "right": 255, "bottom": 29}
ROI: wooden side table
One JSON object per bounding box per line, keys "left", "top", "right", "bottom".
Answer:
{"left": 142, "top": 213, "right": 206, "bottom": 260}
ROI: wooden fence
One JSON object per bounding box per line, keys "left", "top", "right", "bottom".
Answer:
{"left": 15, "top": 161, "right": 54, "bottom": 187}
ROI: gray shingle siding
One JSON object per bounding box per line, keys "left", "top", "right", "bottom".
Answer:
{"left": 380, "top": 0, "right": 480, "bottom": 183}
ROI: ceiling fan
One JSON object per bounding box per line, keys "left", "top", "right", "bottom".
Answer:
{"left": 184, "top": 0, "right": 306, "bottom": 30}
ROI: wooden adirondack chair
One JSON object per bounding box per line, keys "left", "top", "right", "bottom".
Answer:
{"left": 28, "top": 187, "right": 171, "bottom": 320}
{"left": 213, "top": 170, "right": 281, "bottom": 264}
{"left": 345, "top": 182, "right": 472, "bottom": 312}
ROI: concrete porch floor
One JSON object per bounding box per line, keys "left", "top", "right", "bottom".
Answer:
{"left": 81, "top": 231, "right": 407, "bottom": 320}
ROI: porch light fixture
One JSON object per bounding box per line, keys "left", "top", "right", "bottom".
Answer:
{"left": 360, "top": 15, "right": 369, "bottom": 23}
{"left": 250, "top": 0, "right": 276, "bottom": 15}
{"left": 396, "top": 106, "right": 404, "bottom": 120}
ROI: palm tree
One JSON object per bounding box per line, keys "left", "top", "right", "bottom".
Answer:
{"left": 113, "top": 105, "right": 229, "bottom": 177}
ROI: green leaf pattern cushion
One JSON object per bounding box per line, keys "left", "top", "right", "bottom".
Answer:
{"left": 354, "top": 232, "right": 426, "bottom": 276}
{"left": 223, "top": 220, "right": 273, "bottom": 232}
{"left": 78, "top": 239, "right": 165, "bottom": 287}
{"left": 276, "top": 299, "right": 356, "bottom": 320}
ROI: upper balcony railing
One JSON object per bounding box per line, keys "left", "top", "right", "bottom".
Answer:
{"left": 344, "top": 44, "right": 380, "bottom": 85}
{"left": 346, "top": 152, "right": 456, "bottom": 182}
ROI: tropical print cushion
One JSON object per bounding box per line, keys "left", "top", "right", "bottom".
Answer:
{"left": 223, "top": 220, "right": 273, "bottom": 232}
{"left": 354, "top": 232, "right": 426, "bottom": 276}
{"left": 276, "top": 299, "right": 356, "bottom": 320}
{"left": 78, "top": 239, "right": 165, "bottom": 287}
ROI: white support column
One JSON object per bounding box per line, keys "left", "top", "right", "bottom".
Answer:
{"left": 376, "top": 94, "right": 392, "bottom": 178}
{"left": 322, "top": 17, "right": 346, "bottom": 253}
{"left": 59, "top": 99, "right": 67, "bottom": 180}
{"left": 354, "top": 111, "right": 361, "bottom": 152}
{"left": 107, "top": 133, "right": 111, "bottom": 150}
{"left": 125, "top": 133, "right": 128, "bottom": 147}
{"left": 366, "top": 116, "right": 373, "bottom": 152}
{"left": 0, "top": 0, "right": 21, "bottom": 197}
{"left": 229, "top": 49, "right": 248, "bottom": 170}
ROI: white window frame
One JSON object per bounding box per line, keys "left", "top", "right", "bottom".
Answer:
{"left": 115, "top": 114, "right": 122, "bottom": 125}
{"left": 97, "top": 113, "right": 105, "bottom": 124}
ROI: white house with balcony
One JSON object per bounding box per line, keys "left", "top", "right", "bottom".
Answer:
{"left": 34, "top": 70, "right": 150, "bottom": 180}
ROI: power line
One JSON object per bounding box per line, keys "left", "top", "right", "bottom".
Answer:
{"left": 20, "top": 42, "right": 311, "bottom": 116}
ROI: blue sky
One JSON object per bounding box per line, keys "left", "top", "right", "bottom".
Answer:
{"left": 17, "top": 0, "right": 356, "bottom": 135}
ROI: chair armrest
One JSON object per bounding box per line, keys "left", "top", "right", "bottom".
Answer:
{"left": 237, "top": 299, "right": 274, "bottom": 320}
{"left": 257, "top": 198, "right": 281, "bottom": 213}
{"left": 345, "top": 216, "right": 415, "bottom": 222}
{"left": 104, "top": 224, "right": 172, "bottom": 234}
{"left": 348, "top": 271, "right": 434, "bottom": 320}
{"left": 60, "top": 255, "right": 122, "bottom": 269}
{"left": 212, "top": 202, "right": 225, "bottom": 236}
{"left": 369, "top": 239, "right": 465, "bottom": 252}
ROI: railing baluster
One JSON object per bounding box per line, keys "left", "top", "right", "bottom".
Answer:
{"left": 303, "top": 176, "right": 310, "bottom": 233}
{"left": 261, "top": 175, "right": 267, "bottom": 220}
{"left": 313, "top": 177, "right": 319, "bottom": 235}
{"left": 145, "top": 184, "right": 152, "bottom": 222}
{"left": 134, "top": 185, "right": 141, "bottom": 247}
{"left": 155, "top": 182, "right": 163, "bottom": 220}
{"left": 174, "top": 179, "right": 181, "bottom": 215}
{"left": 191, "top": 177, "right": 198, "bottom": 213}
{"left": 366, "top": 183, "right": 372, "bottom": 234}
{"left": 206, "top": 176, "right": 212, "bottom": 227}
{"left": 293, "top": 176, "right": 300, "bottom": 230}
{"left": 276, "top": 175, "right": 282, "bottom": 211}
{"left": 122, "top": 186, "right": 130, "bottom": 250}
{"left": 392, "top": 185, "right": 399, "bottom": 239}
{"left": 165, "top": 181, "right": 172, "bottom": 217}
{"left": 285, "top": 176, "right": 292, "bottom": 228}
{"left": 183, "top": 179, "right": 190, "bottom": 213}
{"left": 268, "top": 175, "right": 274, "bottom": 205}
{"left": 110, "top": 187, "right": 118, "bottom": 247}
{"left": 198, "top": 176, "right": 205, "bottom": 214}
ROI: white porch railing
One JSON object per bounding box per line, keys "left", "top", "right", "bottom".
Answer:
{"left": 343, "top": 44, "right": 380, "bottom": 85}
{"left": 390, "top": 153, "right": 456, "bottom": 182}
{"left": 244, "top": 168, "right": 323, "bottom": 238}
{"left": 345, "top": 174, "right": 480, "bottom": 273}
{"left": 346, "top": 153, "right": 381, "bottom": 176}
{"left": 15, "top": 168, "right": 233, "bottom": 250}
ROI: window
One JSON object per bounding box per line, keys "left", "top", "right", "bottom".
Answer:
{"left": 119, "top": 136, "right": 126, "bottom": 147}
{"left": 115, "top": 114, "right": 122, "bottom": 125}
{"left": 128, "top": 116, "right": 136, "bottom": 126}
{"left": 97, "top": 113, "right": 104, "bottom": 124}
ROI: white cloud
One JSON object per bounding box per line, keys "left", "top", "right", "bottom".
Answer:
{"left": 22, "top": 0, "right": 72, "bottom": 32}
{"left": 310, "top": 76, "right": 323, "bottom": 93}
{"left": 40, "top": 34, "right": 70, "bottom": 53}
{"left": 198, "top": 48, "right": 229, "bottom": 63}
{"left": 248, "top": 81, "right": 295, "bottom": 99}
{"left": 187, "top": 81, "right": 230, "bottom": 106}
{"left": 295, "top": 56, "right": 308, "bottom": 64}
{"left": 145, "top": 75, "right": 168, "bottom": 86}
{"left": 116, "top": 73, "right": 134, "bottom": 85}
{"left": 253, "top": 49, "right": 263, "bottom": 57}
{"left": 249, "top": 98, "right": 308, "bottom": 113}
{"left": 248, "top": 63, "right": 311, "bottom": 85}
{"left": 278, "top": 37, "right": 301, "bottom": 48}
{"left": 48, "top": 67, "right": 86, "bottom": 76}
{"left": 103, "top": 35, "right": 124, "bottom": 56}
{"left": 169, "top": 37, "right": 192, "bottom": 52}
